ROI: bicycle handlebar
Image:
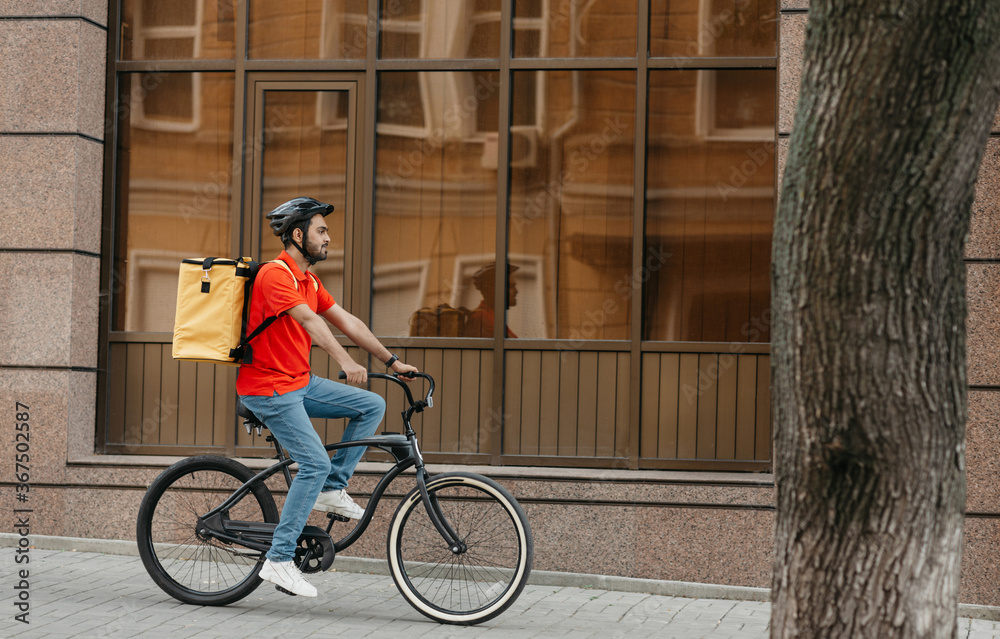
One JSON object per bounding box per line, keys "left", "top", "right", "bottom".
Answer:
{"left": 337, "top": 371, "right": 435, "bottom": 410}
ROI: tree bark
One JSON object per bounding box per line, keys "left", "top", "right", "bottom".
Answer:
{"left": 772, "top": 2, "right": 1000, "bottom": 638}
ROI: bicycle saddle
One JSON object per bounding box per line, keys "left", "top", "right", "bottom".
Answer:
{"left": 236, "top": 399, "right": 266, "bottom": 435}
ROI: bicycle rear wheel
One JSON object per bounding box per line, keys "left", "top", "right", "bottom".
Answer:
{"left": 136, "top": 455, "right": 278, "bottom": 606}
{"left": 387, "top": 472, "right": 533, "bottom": 625}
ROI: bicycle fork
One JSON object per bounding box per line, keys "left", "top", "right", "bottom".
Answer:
{"left": 409, "top": 433, "right": 467, "bottom": 554}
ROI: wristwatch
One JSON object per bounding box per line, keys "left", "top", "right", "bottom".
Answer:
{"left": 384, "top": 353, "right": 399, "bottom": 368}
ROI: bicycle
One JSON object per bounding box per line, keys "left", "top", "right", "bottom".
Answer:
{"left": 135, "top": 372, "right": 533, "bottom": 625}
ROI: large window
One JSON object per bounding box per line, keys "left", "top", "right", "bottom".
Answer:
{"left": 248, "top": 0, "right": 369, "bottom": 59}
{"left": 644, "top": 69, "right": 775, "bottom": 343}
{"left": 649, "top": 0, "right": 777, "bottom": 57}
{"left": 102, "top": 1, "right": 778, "bottom": 469}
{"left": 379, "top": 0, "right": 501, "bottom": 59}
{"left": 513, "top": 0, "right": 637, "bottom": 58}
{"left": 112, "top": 72, "right": 235, "bottom": 333}
{"left": 508, "top": 70, "right": 636, "bottom": 340}
{"left": 121, "top": 0, "right": 236, "bottom": 60}
{"left": 371, "top": 71, "right": 501, "bottom": 337}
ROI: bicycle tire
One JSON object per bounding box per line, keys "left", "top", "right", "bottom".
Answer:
{"left": 387, "top": 472, "right": 533, "bottom": 625}
{"left": 136, "top": 455, "right": 278, "bottom": 606}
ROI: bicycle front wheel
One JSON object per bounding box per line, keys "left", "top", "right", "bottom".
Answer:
{"left": 387, "top": 472, "right": 533, "bottom": 625}
{"left": 136, "top": 455, "right": 278, "bottom": 606}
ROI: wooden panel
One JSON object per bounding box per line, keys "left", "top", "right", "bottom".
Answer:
{"left": 657, "top": 354, "right": 679, "bottom": 458}
{"left": 715, "top": 352, "right": 739, "bottom": 459}
{"left": 538, "top": 351, "right": 560, "bottom": 455}
{"left": 160, "top": 344, "right": 179, "bottom": 446}
{"left": 615, "top": 353, "right": 630, "bottom": 457}
{"left": 459, "top": 350, "right": 481, "bottom": 453}
{"left": 102, "top": 339, "right": 769, "bottom": 467}
{"left": 577, "top": 351, "right": 599, "bottom": 457}
{"left": 194, "top": 363, "right": 216, "bottom": 447}
{"left": 402, "top": 347, "right": 426, "bottom": 436}
{"left": 502, "top": 351, "right": 522, "bottom": 455}
{"left": 478, "top": 349, "right": 494, "bottom": 455}
{"left": 212, "top": 365, "right": 231, "bottom": 447}
{"left": 755, "top": 356, "right": 771, "bottom": 460}
{"left": 440, "top": 350, "right": 462, "bottom": 452}
{"left": 735, "top": 354, "right": 758, "bottom": 460}
{"left": 640, "top": 354, "right": 660, "bottom": 459}
{"left": 696, "top": 354, "right": 718, "bottom": 458}
{"left": 420, "top": 348, "right": 443, "bottom": 450}
{"left": 141, "top": 344, "right": 162, "bottom": 445}
{"left": 107, "top": 343, "right": 127, "bottom": 446}
{"left": 519, "top": 350, "right": 542, "bottom": 455}
{"left": 558, "top": 351, "right": 579, "bottom": 456}
{"left": 677, "top": 353, "right": 699, "bottom": 458}
{"left": 595, "top": 351, "right": 618, "bottom": 457}
{"left": 376, "top": 350, "right": 402, "bottom": 441}
{"left": 177, "top": 360, "right": 198, "bottom": 446}
{"left": 124, "top": 344, "right": 144, "bottom": 446}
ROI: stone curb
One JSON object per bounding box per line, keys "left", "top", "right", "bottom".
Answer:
{"left": 2, "top": 533, "right": 997, "bottom": 622}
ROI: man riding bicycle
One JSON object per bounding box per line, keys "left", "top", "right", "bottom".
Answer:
{"left": 237, "top": 197, "right": 417, "bottom": 597}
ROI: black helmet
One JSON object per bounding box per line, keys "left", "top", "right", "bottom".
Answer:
{"left": 266, "top": 197, "right": 334, "bottom": 237}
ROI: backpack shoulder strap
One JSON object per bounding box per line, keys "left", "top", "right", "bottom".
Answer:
{"left": 237, "top": 259, "right": 322, "bottom": 363}
{"left": 268, "top": 259, "right": 298, "bottom": 292}
{"left": 268, "top": 259, "right": 319, "bottom": 292}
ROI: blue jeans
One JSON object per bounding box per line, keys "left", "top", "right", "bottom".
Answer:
{"left": 239, "top": 375, "right": 386, "bottom": 563}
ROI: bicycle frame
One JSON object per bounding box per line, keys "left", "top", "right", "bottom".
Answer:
{"left": 199, "top": 372, "right": 465, "bottom": 555}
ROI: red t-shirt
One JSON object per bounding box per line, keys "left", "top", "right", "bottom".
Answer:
{"left": 236, "top": 251, "right": 335, "bottom": 396}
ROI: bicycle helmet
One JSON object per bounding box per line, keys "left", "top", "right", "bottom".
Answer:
{"left": 266, "top": 197, "right": 334, "bottom": 265}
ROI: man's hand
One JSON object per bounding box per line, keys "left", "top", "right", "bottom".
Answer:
{"left": 391, "top": 360, "right": 419, "bottom": 381}
{"left": 341, "top": 360, "right": 368, "bottom": 384}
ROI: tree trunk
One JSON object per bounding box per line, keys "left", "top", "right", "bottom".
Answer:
{"left": 771, "top": 2, "right": 1000, "bottom": 638}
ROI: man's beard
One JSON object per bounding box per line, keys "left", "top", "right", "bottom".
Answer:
{"left": 305, "top": 237, "right": 328, "bottom": 261}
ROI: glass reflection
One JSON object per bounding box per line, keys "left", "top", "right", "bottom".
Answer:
{"left": 507, "top": 70, "right": 636, "bottom": 340}
{"left": 513, "top": 0, "right": 637, "bottom": 58}
{"left": 649, "top": 0, "right": 777, "bottom": 58}
{"left": 644, "top": 69, "right": 775, "bottom": 343}
{"left": 113, "top": 72, "right": 235, "bottom": 332}
{"left": 121, "top": 0, "right": 236, "bottom": 60}
{"left": 248, "top": 0, "right": 368, "bottom": 60}
{"left": 379, "top": 0, "right": 500, "bottom": 59}
{"left": 372, "top": 72, "right": 501, "bottom": 337}
{"left": 256, "top": 91, "right": 350, "bottom": 302}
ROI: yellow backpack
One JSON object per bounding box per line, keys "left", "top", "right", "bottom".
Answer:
{"left": 171, "top": 257, "right": 317, "bottom": 365}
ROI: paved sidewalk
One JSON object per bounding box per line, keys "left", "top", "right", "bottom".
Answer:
{"left": 1, "top": 548, "right": 999, "bottom": 639}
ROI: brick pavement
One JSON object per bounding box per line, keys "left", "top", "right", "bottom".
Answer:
{"left": 0, "top": 548, "right": 998, "bottom": 639}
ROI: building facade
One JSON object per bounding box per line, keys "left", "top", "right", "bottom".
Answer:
{"left": 2, "top": 0, "right": 1000, "bottom": 605}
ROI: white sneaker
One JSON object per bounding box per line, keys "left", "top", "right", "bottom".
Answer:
{"left": 313, "top": 489, "right": 364, "bottom": 519}
{"left": 259, "top": 559, "right": 317, "bottom": 597}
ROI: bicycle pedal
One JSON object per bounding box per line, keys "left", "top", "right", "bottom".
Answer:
{"left": 275, "top": 585, "right": 297, "bottom": 596}
{"left": 326, "top": 512, "right": 350, "bottom": 523}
